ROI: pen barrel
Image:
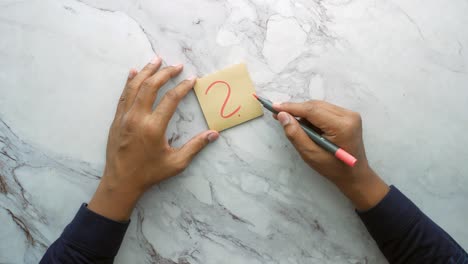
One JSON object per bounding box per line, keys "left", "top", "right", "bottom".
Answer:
{"left": 301, "top": 125, "right": 339, "bottom": 153}
{"left": 258, "top": 98, "right": 279, "bottom": 115}
{"left": 264, "top": 104, "right": 279, "bottom": 115}
{"left": 255, "top": 95, "right": 357, "bottom": 167}
{"left": 300, "top": 124, "right": 357, "bottom": 167}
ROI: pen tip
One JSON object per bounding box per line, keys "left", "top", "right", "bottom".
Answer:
{"left": 252, "top": 93, "right": 259, "bottom": 100}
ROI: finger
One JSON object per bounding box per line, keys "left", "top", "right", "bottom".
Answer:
{"left": 277, "top": 112, "right": 321, "bottom": 154}
{"left": 177, "top": 130, "right": 219, "bottom": 164}
{"left": 272, "top": 113, "right": 278, "bottom": 120}
{"left": 151, "top": 76, "right": 195, "bottom": 129}
{"left": 128, "top": 68, "right": 139, "bottom": 80}
{"left": 123, "top": 56, "right": 162, "bottom": 112}
{"left": 298, "top": 118, "right": 323, "bottom": 134}
{"left": 115, "top": 68, "right": 138, "bottom": 118}
{"left": 273, "top": 101, "right": 342, "bottom": 132}
{"left": 133, "top": 64, "right": 184, "bottom": 112}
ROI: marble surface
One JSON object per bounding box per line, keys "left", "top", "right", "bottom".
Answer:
{"left": 1, "top": 0, "right": 467, "bottom": 263}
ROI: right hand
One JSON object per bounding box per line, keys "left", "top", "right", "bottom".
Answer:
{"left": 273, "top": 100, "right": 389, "bottom": 210}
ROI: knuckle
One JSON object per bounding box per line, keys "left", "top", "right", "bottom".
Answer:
{"left": 141, "top": 79, "right": 152, "bottom": 89}
{"left": 153, "top": 69, "right": 173, "bottom": 86}
{"left": 304, "top": 100, "right": 316, "bottom": 108}
{"left": 306, "top": 103, "right": 319, "bottom": 116}
{"left": 118, "top": 86, "right": 129, "bottom": 103}
{"left": 127, "top": 82, "right": 138, "bottom": 92}
{"left": 122, "top": 113, "right": 139, "bottom": 129}
{"left": 181, "top": 79, "right": 193, "bottom": 86}
{"left": 194, "top": 138, "right": 208, "bottom": 150}
{"left": 342, "top": 118, "right": 360, "bottom": 132}
{"left": 285, "top": 125, "right": 299, "bottom": 140}
{"left": 118, "top": 94, "right": 126, "bottom": 103}
{"left": 298, "top": 146, "right": 319, "bottom": 159}
{"left": 133, "top": 94, "right": 145, "bottom": 106}
{"left": 309, "top": 100, "right": 324, "bottom": 109}
{"left": 351, "top": 111, "right": 362, "bottom": 121}
{"left": 143, "top": 120, "right": 159, "bottom": 137}
{"left": 347, "top": 112, "right": 362, "bottom": 127}
{"left": 173, "top": 158, "right": 189, "bottom": 173}
{"left": 153, "top": 79, "right": 165, "bottom": 89}
{"left": 165, "top": 89, "right": 180, "bottom": 101}
{"left": 142, "top": 63, "right": 156, "bottom": 72}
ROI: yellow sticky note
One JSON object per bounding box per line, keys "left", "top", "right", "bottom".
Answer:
{"left": 194, "top": 64, "right": 263, "bottom": 132}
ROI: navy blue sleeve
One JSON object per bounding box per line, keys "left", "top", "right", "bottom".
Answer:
{"left": 358, "top": 186, "right": 467, "bottom": 263}
{"left": 40, "top": 204, "right": 129, "bottom": 264}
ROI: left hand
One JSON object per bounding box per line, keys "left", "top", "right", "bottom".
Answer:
{"left": 88, "top": 56, "right": 219, "bottom": 221}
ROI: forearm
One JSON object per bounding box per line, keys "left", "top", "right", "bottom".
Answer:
{"left": 88, "top": 174, "right": 142, "bottom": 222}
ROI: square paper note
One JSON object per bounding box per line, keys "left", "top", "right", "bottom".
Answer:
{"left": 194, "top": 64, "right": 263, "bottom": 132}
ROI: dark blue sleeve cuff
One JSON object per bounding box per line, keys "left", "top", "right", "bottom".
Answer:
{"left": 61, "top": 203, "right": 130, "bottom": 258}
{"left": 357, "top": 185, "right": 421, "bottom": 242}
{"left": 356, "top": 185, "right": 468, "bottom": 263}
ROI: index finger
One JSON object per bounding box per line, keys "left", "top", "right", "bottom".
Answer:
{"left": 133, "top": 65, "right": 184, "bottom": 112}
{"left": 273, "top": 101, "right": 343, "bottom": 133}
{"left": 121, "top": 57, "right": 162, "bottom": 113}
{"left": 151, "top": 77, "right": 196, "bottom": 130}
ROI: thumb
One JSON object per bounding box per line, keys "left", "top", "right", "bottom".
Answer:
{"left": 277, "top": 112, "right": 319, "bottom": 152}
{"left": 178, "top": 130, "right": 219, "bottom": 162}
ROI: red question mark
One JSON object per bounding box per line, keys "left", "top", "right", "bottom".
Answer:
{"left": 205, "top": 81, "right": 241, "bottom": 119}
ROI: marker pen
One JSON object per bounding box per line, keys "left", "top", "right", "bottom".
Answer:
{"left": 253, "top": 94, "right": 357, "bottom": 167}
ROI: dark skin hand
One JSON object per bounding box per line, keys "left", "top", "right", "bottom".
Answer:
{"left": 89, "top": 56, "right": 388, "bottom": 221}
{"left": 273, "top": 101, "right": 389, "bottom": 210}
{"left": 88, "top": 56, "right": 219, "bottom": 221}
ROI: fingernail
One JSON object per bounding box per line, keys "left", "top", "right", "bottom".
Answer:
{"left": 173, "top": 64, "right": 184, "bottom": 70}
{"left": 150, "top": 55, "right": 161, "bottom": 65}
{"left": 277, "top": 112, "right": 290, "bottom": 126}
{"left": 128, "top": 68, "right": 138, "bottom": 78}
{"left": 272, "top": 102, "right": 282, "bottom": 109}
{"left": 187, "top": 75, "right": 197, "bottom": 81}
{"left": 207, "top": 132, "right": 219, "bottom": 142}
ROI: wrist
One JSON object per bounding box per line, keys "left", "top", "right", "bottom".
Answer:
{"left": 337, "top": 166, "right": 390, "bottom": 211}
{"left": 88, "top": 177, "right": 142, "bottom": 221}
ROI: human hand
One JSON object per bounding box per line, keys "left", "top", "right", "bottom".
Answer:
{"left": 88, "top": 56, "right": 219, "bottom": 221}
{"left": 274, "top": 101, "right": 388, "bottom": 210}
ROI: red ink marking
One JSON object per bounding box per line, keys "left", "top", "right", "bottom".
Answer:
{"left": 205, "top": 81, "right": 241, "bottom": 119}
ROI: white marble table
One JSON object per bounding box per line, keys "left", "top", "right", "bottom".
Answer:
{"left": 1, "top": 0, "right": 467, "bottom": 263}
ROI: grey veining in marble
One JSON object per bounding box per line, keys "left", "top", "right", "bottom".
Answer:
{"left": 1, "top": 0, "right": 467, "bottom": 263}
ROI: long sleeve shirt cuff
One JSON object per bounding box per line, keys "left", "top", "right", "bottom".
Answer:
{"left": 60, "top": 203, "right": 130, "bottom": 258}
{"left": 357, "top": 185, "right": 420, "bottom": 242}
{"left": 357, "top": 185, "right": 467, "bottom": 263}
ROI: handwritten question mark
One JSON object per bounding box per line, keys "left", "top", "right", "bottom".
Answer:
{"left": 205, "top": 81, "right": 241, "bottom": 119}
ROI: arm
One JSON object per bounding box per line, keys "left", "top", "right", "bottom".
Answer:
{"left": 357, "top": 186, "right": 467, "bottom": 263}
{"left": 40, "top": 205, "right": 129, "bottom": 263}
{"left": 40, "top": 56, "right": 219, "bottom": 263}
{"left": 273, "top": 101, "right": 467, "bottom": 263}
